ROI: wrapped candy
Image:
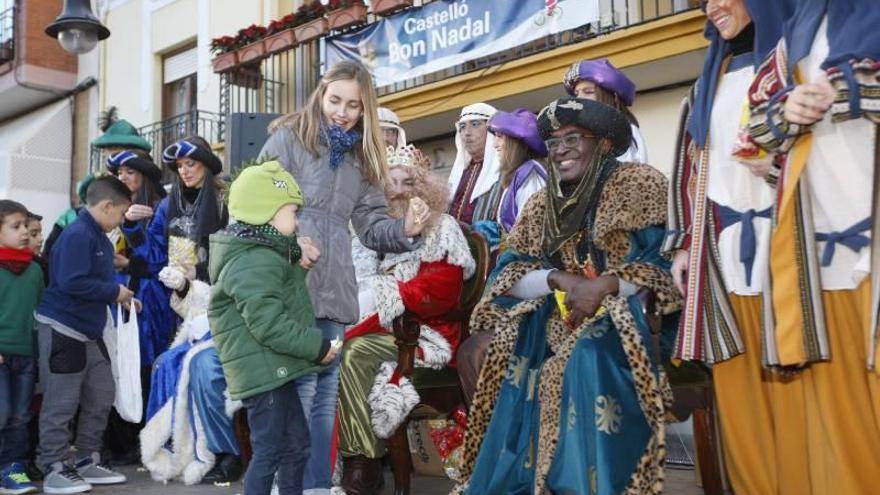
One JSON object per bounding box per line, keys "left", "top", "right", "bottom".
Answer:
{"left": 731, "top": 99, "right": 769, "bottom": 162}
{"left": 443, "top": 444, "right": 464, "bottom": 480}
{"left": 451, "top": 406, "right": 468, "bottom": 429}
{"left": 555, "top": 289, "right": 570, "bottom": 319}
{"left": 428, "top": 419, "right": 466, "bottom": 461}
{"left": 168, "top": 235, "right": 198, "bottom": 271}
{"left": 417, "top": 415, "right": 468, "bottom": 480}
{"left": 107, "top": 227, "right": 125, "bottom": 253}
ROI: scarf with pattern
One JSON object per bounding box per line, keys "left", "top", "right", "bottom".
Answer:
{"left": 243, "top": 223, "right": 302, "bottom": 264}
{"left": 321, "top": 125, "right": 362, "bottom": 170}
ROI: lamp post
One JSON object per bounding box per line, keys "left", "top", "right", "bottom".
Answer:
{"left": 45, "top": 0, "right": 110, "bottom": 54}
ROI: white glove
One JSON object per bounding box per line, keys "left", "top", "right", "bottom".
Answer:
{"left": 159, "top": 266, "right": 186, "bottom": 291}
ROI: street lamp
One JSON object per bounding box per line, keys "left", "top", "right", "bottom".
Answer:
{"left": 45, "top": 0, "right": 110, "bottom": 54}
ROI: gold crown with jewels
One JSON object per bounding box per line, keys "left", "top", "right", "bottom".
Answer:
{"left": 387, "top": 144, "right": 431, "bottom": 170}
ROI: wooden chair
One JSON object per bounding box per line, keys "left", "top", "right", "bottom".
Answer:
{"left": 233, "top": 409, "right": 252, "bottom": 469}
{"left": 386, "top": 223, "right": 491, "bottom": 495}
{"left": 640, "top": 290, "right": 723, "bottom": 495}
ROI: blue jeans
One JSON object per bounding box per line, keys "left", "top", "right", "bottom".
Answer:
{"left": 242, "top": 380, "right": 310, "bottom": 495}
{"left": 296, "top": 319, "right": 343, "bottom": 490}
{"left": 0, "top": 354, "right": 37, "bottom": 467}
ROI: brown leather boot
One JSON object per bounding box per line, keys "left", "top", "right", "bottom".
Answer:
{"left": 341, "top": 455, "right": 383, "bottom": 495}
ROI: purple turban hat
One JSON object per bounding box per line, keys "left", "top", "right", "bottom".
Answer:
{"left": 487, "top": 108, "right": 548, "bottom": 157}
{"left": 563, "top": 58, "right": 636, "bottom": 106}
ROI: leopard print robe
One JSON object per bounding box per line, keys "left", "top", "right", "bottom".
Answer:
{"left": 452, "top": 164, "right": 682, "bottom": 494}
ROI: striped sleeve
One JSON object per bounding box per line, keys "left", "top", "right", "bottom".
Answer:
{"left": 663, "top": 88, "right": 697, "bottom": 256}
{"left": 747, "top": 41, "right": 807, "bottom": 154}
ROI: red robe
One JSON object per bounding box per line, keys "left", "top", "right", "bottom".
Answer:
{"left": 345, "top": 214, "right": 476, "bottom": 369}
{"left": 345, "top": 260, "right": 464, "bottom": 365}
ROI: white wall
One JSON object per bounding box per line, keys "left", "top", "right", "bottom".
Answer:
{"left": 0, "top": 100, "right": 73, "bottom": 235}
{"left": 632, "top": 85, "right": 690, "bottom": 177}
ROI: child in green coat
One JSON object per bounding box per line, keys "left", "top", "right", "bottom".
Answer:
{"left": 0, "top": 200, "right": 43, "bottom": 495}
{"left": 208, "top": 161, "right": 336, "bottom": 495}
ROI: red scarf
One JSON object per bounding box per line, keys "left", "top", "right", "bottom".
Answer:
{"left": 0, "top": 246, "right": 35, "bottom": 275}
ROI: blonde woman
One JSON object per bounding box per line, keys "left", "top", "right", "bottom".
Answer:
{"left": 258, "top": 60, "right": 429, "bottom": 494}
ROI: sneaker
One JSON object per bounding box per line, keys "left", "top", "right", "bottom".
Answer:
{"left": 41, "top": 463, "right": 91, "bottom": 494}
{"left": 74, "top": 453, "right": 125, "bottom": 485}
{"left": 0, "top": 462, "right": 38, "bottom": 494}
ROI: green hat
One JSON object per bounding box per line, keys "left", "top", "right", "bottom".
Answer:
{"left": 229, "top": 161, "right": 303, "bottom": 225}
{"left": 91, "top": 120, "right": 152, "bottom": 152}
{"left": 76, "top": 174, "right": 96, "bottom": 205}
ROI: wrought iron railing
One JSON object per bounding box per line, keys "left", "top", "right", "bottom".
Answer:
{"left": 137, "top": 109, "right": 225, "bottom": 153}
{"left": 376, "top": 0, "right": 699, "bottom": 96}
{"left": 88, "top": 110, "right": 225, "bottom": 174}
{"left": 0, "top": 6, "right": 15, "bottom": 65}
{"left": 218, "top": 42, "right": 321, "bottom": 119}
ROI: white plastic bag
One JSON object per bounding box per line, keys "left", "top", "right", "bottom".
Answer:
{"left": 114, "top": 304, "right": 143, "bottom": 423}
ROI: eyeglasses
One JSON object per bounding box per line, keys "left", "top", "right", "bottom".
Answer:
{"left": 544, "top": 132, "right": 596, "bottom": 152}
{"left": 456, "top": 120, "right": 487, "bottom": 132}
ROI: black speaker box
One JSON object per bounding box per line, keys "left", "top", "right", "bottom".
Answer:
{"left": 225, "top": 112, "right": 282, "bottom": 172}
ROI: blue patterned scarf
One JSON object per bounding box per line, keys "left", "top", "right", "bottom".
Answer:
{"left": 321, "top": 125, "right": 362, "bottom": 170}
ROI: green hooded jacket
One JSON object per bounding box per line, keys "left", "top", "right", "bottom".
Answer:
{"left": 208, "top": 224, "right": 325, "bottom": 400}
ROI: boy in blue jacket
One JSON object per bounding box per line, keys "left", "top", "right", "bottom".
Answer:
{"left": 34, "top": 176, "right": 135, "bottom": 494}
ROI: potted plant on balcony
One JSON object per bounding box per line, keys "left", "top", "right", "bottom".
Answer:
{"left": 211, "top": 35, "right": 241, "bottom": 73}
{"left": 264, "top": 13, "right": 299, "bottom": 55}
{"left": 236, "top": 23, "right": 269, "bottom": 64}
{"left": 293, "top": 1, "right": 328, "bottom": 44}
{"left": 327, "top": 0, "right": 368, "bottom": 31}
{"left": 226, "top": 62, "right": 263, "bottom": 90}
{"left": 371, "top": 0, "right": 413, "bottom": 16}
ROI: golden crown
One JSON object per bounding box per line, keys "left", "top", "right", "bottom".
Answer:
{"left": 387, "top": 144, "right": 430, "bottom": 170}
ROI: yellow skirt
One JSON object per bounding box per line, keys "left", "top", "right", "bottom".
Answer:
{"left": 802, "top": 282, "right": 880, "bottom": 494}
{"left": 713, "top": 294, "right": 811, "bottom": 495}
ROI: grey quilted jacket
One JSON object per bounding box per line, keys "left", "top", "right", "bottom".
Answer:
{"left": 259, "top": 127, "right": 415, "bottom": 324}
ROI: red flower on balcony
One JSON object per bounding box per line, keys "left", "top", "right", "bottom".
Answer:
{"left": 268, "top": 13, "right": 300, "bottom": 34}
{"left": 238, "top": 23, "right": 268, "bottom": 44}
{"left": 210, "top": 35, "right": 240, "bottom": 55}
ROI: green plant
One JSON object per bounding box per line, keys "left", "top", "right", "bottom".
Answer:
{"left": 328, "top": 0, "right": 365, "bottom": 9}
{"left": 296, "top": 1, "right": 327, "bottom": 22}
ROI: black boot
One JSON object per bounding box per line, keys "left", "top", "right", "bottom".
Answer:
{"left": 201, "top": 454, "right": 243, "bottom": 484}
{"left": 341, "top": 455, "right": 383, "bottom": 495}
{"left": 25, "top": 459, "right": 43, "bottom": 482}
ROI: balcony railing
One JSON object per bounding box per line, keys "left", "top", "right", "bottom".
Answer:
{"left": 0, "top": 6, "right": 15, "bottom": 65}
{"left": 88, "top": 110, "right": 225, "bottom": 174}
{"left": 376, "top": 0, "right": 699, "bottom": 96}
{"left": 138, "top": 109, "right": 225, "bottom": 155}
{"left": 218, "top": 42, "right": 321, "bottom": 119}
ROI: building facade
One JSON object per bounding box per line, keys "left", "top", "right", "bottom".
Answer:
{"left": 96, "top": 0, "right": 706, "bottom": 178}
